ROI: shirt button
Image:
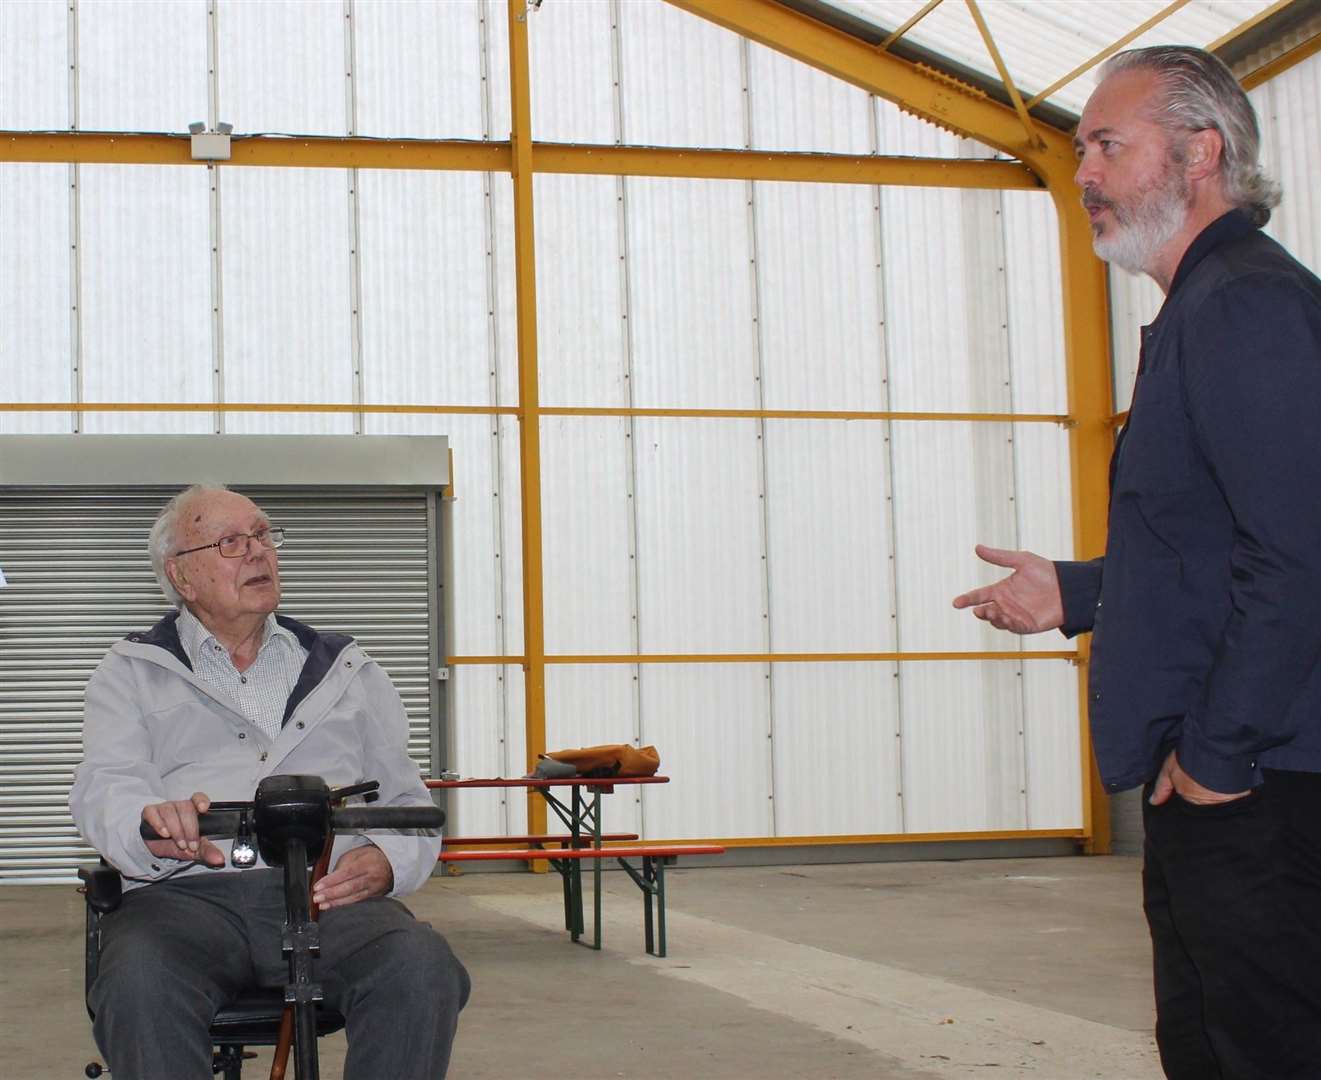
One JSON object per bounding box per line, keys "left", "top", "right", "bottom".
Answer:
{"left": 1092, "top": 692, "right": 1101, "bottom": 701}
{"left": 151, "top": 863, "right": 161, "bottom": 871}
{"left": 238, "top": 732, "right": 246, "bottom": 739}
{"left": 296, "top": 721, "right": 305, "bottom": 730}
{"left": 260, "top": 752, "right": 268, "bottom": 762}
{"left": 239, "top": 676, "right": 248, "bottom": 685}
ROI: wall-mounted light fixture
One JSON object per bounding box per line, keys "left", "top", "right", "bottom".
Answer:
{"left": 189, "top": 121, "right": 233, "bottom": 161}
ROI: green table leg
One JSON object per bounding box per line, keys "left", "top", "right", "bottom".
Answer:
{"left": 592, "top": 788, "right": 603, "bottom": 951}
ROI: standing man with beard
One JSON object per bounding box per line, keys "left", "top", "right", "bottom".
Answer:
{"left": 952, "top": 47, "right": 1321, "bottom": 1080}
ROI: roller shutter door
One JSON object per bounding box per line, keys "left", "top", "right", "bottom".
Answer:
{"left": 0, "top": 487, "right": 439, "bottom": 884}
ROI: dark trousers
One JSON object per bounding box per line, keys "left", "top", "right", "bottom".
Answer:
{"left": 1143, "top": 768, "right": 1321, "bottom": 1079}
{"left": 88, "top": 869, "right": 470, "bottom": 1080}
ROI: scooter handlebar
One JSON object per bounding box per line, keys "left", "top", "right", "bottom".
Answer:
{"left": 140, "top": 804, "right": 444, "bottom": 841}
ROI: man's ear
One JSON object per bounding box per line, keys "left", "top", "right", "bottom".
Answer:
{"left": 166, "top": 559, "right": 194, "bottom": 602}
{"left": 1185, "top": 128, "right": 1224, "bottom": 184}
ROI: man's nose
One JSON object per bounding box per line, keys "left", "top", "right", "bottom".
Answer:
{"left": 1074, "top": 151, "right": 1095, "bottom": 189}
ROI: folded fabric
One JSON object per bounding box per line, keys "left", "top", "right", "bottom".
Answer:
{"left": 542, "top": 744, "right": 661, "bottom": 778}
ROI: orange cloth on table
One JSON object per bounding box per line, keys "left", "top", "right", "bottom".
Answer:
{"left": 544, "top": 744, "right": 660, "bottom": 778}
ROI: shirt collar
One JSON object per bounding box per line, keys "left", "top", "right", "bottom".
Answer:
{"left": 175, "top": 605, "right": 292, "bottom": 667}
{"left": 1166, "top": 208, "right": 1258, "bottom": 297}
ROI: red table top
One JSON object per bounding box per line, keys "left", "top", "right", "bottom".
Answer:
{"left": 426, "top": 775, "right": 669, "bottom": 790}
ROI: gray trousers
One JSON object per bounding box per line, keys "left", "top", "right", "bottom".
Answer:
{"left": 88, "top": 869, "right": 470, "bottom": 1080}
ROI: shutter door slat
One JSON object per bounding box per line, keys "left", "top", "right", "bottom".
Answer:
{"left": 0, "top": 487, "right": 437, "bottom": 883}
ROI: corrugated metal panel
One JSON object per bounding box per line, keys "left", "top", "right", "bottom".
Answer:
{"left": 0, "top": 487, "right": 438, "bottom": 883}
{"left": 529, "top": 0, "right": 615, "bottom": 143}
{"left": 79, "top": 166, "right": 212, "bottom": 435}
{"left": 1254, "top": 54, "right": 1321, "bottom": 276}
{"left": 756, "top": 183, "right": 885, "bottom": 409}
{"left": 1002, "top": 191, "right": 1080, "bottom": 829}
{"left": 0, "top": 164, "right": 72, "bottom": 434}
{"left": 747, "top": 42, "right": 872, "bottom": 153}
{"left": 616, "top": 0, "right": 745, "bottom": 148}
{"left": 771, "top": 663, "right": 903, "bottom": 835}
{"left": 535, "top": 174, "right": 628, "bottom": 408}
{"left": 357, "top": 170, "right": 491, "bottom": 407}
{"left": 215, "top": 0, "right": 345, "bottom": 135}
{"left": 639, "top": 664, "right": 771, "bottom": 839}
{"left": 765, "top": 422, "right": 895, "bottom": 651}
{"left": 541, "top": 417, "right": 634, "bottom": 652}
{"left": 626, "top": 178, "right": 758, "bottom": 407}
{"left": 353, "top": 0, "right": 484, "bottom": 140}
{"left": 826, "top": 0, "right": 1275, "bottom": 115}
{"left": 634, "top": 418, "right": 766, "bottom": 652}
{"left": 900, "top": 661, "right": 1024, "bottom": 831}
{"left": 78, "top": 0, "right": 207, "bottom": 134}
{"left": 0, "top": 0, "right": 67, "bottom": 130}
{"left": 218, "top": 168, "right": 355, "bottom": 434}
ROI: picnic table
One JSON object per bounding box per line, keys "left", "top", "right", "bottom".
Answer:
{"left": 426, "top": 775, "right": 722, "bottom": 955}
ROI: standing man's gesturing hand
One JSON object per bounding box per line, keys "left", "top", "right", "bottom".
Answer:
{"left": 952, "top": 545, "right": 1065, "bottom": 635}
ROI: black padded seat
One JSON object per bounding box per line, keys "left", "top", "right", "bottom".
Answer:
{"left": 210, "top": 990, "right": 345, "bottom": 1043}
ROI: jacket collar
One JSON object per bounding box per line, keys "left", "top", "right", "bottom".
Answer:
{"left": 1166, "top": 208, "right": 1258, "bottom": 298}
{"left": 123, "top": 611, "right": 356, "bottom": 726}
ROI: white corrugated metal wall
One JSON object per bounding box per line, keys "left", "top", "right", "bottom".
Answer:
{"left": 7, "top": 1, "right": 1307, "bottom": 850}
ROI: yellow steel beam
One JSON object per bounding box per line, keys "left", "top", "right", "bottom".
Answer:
{"left": 1206, "top": 0, "right": 1301, "bottom": 53}
{"left": 0, "top": 401, "right": 1070, "bottom": 423}
{"left": 0, "top": 401, "right": 521, "bottom": 416}
{"left": 535, "top": 143, "right": 1040, "bottom": 189}
{"left": 664, "top": 0, "right": 1076, "bottom": 170}
{"left": 1241, "top": 29, "right": 1321, "bottom": 89}
{"left": 0, "top": 132, "right": 511, "bottom": 171}
{"left": 963, "top": 0, "right": 1044, "bottom": 150}
{"left": 538, "top": 406, "right": 1066, "bottom": 422}
{"left": 449, "top": 650, "right": 1078, "bottom": 664}
{"left": 1, "top": 132, "right": 1037, "bottom": 189}
{"left": 676, "top": 828, "right": 1084, "bottom": 846}
{"left": 880, "top": 0, "right": 947, "bottom": 51}
{"left": 666, "top": 0, "right": 1113, "bottom": 853}
{"left": 1024, "top": 0, "right": 1192, "bottom": 110}
{"left": 508, "top": 0, "right": 548, "bottom": 838}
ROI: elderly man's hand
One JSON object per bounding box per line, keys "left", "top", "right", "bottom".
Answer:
{"left": 142, "top": 792, "right": 226, "bottom": 866}
{"left": 312, "top": 844, "right": 394, "bottom": 911}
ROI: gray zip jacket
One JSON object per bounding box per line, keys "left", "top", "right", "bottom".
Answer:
{"left": 70, "top": 611, "right": 441, "bottom": 895}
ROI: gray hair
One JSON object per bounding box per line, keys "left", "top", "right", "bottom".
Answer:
{"left": 1102, "top": 45, "right": 1280, "bottom": 225}
{"left": 148, "top": 484, "right": 230, "bottom": 607}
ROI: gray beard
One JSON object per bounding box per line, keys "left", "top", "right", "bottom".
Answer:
{"left": 1091, "top": 170, "right": 1189, "bottom": 276}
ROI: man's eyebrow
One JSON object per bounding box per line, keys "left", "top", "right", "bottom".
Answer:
{"left": 1073, "top": 125, "right": 1118, "bottom": 151}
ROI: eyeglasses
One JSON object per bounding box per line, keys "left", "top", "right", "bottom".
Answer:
{"left": 175, "top": 527, "right": 286, "bottom": 559}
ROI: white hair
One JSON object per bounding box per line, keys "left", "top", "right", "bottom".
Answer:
{"left": 1102, "top": 46, "right": 1281, "bottom": 226}
{"left": 148, "top": 484, "right": 230, "bottom": 607}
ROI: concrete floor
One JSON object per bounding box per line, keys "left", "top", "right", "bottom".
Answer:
{"left": 1, "top": 855, "right": 1161, "bottom": 1079}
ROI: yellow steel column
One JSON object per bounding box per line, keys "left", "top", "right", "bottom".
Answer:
{"left": 1050, "top": 184, "right": 1114, "bottom": 855}
{"left": 507, "top": 0, "right": 548, "bottom": 835}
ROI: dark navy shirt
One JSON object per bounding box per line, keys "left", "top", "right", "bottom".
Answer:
{"left": 1056, "top": 209, "right": 1321, "bottom": 794}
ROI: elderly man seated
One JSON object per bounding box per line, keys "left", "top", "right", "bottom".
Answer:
{"left": 70, "top": 484, "right": 470, "bottom": 1080}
